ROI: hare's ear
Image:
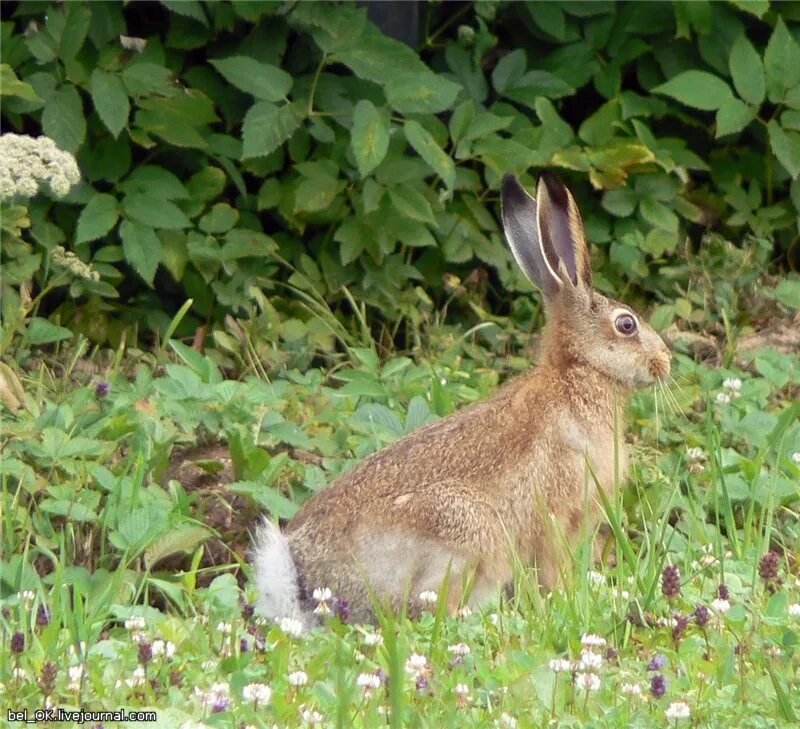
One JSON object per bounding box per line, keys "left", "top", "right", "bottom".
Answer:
{"left": 535, "top": 173, "right": 592, "bottom": 289}
{"left": 501, "top": 174, "right": 562, "bottom": 297}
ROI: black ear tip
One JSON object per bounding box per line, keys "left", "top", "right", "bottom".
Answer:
{"left": 501, "top": 173, "right": 527, "bottom": 203}
{"left": 538, "top": 171, "right": 569, "bottom": 206}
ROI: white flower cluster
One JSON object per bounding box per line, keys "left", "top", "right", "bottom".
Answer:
{"left": 0, "top": 133, "right": 80, "bottom": 199}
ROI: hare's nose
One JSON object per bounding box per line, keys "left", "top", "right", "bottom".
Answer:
{"left": 649, "top": 351, "right": 671, "bottom": 381}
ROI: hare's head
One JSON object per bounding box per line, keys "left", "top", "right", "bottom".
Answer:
{"left": 501, "top": 173, "right": 670, "bottom": 390}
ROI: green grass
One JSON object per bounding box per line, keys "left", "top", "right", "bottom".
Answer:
{"left": 1, "top": 327, "right": 799, "bottom": 727}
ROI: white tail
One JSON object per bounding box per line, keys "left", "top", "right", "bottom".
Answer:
{"left": 252, "top": 519, "right": 304, "bottom": 622}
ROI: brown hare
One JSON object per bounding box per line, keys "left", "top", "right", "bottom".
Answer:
{"left": 253, "top": 173, "right": 671, "bottom": 625}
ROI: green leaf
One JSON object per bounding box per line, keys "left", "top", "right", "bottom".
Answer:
{"left": 90, "top": 69, "right": 130, "bottom": 138}
{"left": 199, "top": 203, "right": 239, "bottom": 234}
{"left": 241, "top": 101, "right": 305, "bottom": 160}
{"left": 729, "top": 34, "right": 765, "bottom": 106}
{"left": 639, "top": 198, "right": 679, "bottom": 233}
{"left": 294, "top": 174, "right": 346, "bottom": 214}
{"left": 388, "top": 185, "right": 437, "bottom": 226}
{"left": 332, "top": 29, "right": 427, "bottom": 85}
{"left": 209, "top": 56, "right": 292, "bottom": 101}
{"left": 124, "top": 194, "right": 191, "bottom": 229}
{"left": 75, "top": 194, "right": 119, "bottom": 244}
{"left": 119, "top": 220, "right": 162, "bottom": 285}
{"left": 404, "top": 120, "right": 456, "bottom": 190}
{"left": 350, "top": 100, "right": 390, "bottom": 177}
{"left": 653, "top": 70, "right": 733, "bottom": 111}
{"left": 42, "top": 84, "right": 86, "bottom": 152}
{"left": 764, "top": 18, "right": 800, "bottom": 103}
{"left": 0, "top": 64, "right": 41, "bottom": 102}
{"left": 27, "top": 317, "right": 72, "bottom": 345}
{"left": 385, "top": 73, "right": 461, "bottom": 114}
{"left": 121, "top": 63, "right": 176, "bottom": 97}
{"left": 144, "top": 525, "right": 209, "bottom": 569}
{"left": 715, "top": 97, "right": 756, "bottom": 137}
{"left": 768, "top": 120, "right": 800, "bottom": 178}
{"left": 121, "top": 165, "right": 189, "bottom": 200}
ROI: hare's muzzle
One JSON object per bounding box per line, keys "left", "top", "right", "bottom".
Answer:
{"left": 649, "top": 349, "right": 671, "bottom": 381}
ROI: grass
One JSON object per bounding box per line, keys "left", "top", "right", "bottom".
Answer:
{"left": 1, "top": 315, "right": 799, "bottom": 727}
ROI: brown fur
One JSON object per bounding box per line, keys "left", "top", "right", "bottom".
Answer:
{"left": 259, "top": 174, "right": 671, "bottom": 624}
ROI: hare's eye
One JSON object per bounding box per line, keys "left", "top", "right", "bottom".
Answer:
{"left": 614, "top": 313, "right": 637, "bottom": 336}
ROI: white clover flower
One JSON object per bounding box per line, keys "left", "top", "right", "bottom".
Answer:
{"left": 792, "top": 452, "right": 800, "bottom": 465}
{"left": 18, "top": 590, "right": 35, "bottom": 605}
{"left": 715, "top": 391, "right": 731, "bottom": 405}
{"left": 195, "top": 683, "right": 230, "bottom": 711}
{"left": 363, "top": 631, "right": 384, "bottom": 647}
{"left": 577, "top": 649, "right": 603, "bottom": 671}
{"left": 498, "top": 714, "right": 517, "bottom": 728}
{"left": 68, "top": 665, "right": 84, "bottom": 690}
{"left": 122, "top": 665, "right": 146, "bottom": 688}
{"left": 665, "top": 701, "right": 691, "bottom": 719}
{"left": 723, "top": 378, "right": 742, "bottom": 391}
{"left": 301, "top": 708, "right": 323, "bottom": 725}
{"left": 548, "top": 658, "right": 572, "bottom": 673}
{"left": 488, "top": 612, "right": 499, "bottom": 625}
{"left": 216, "top": 621, "right": 232, "bottom": 634}
{"left": 788, "top": 603, "right": 800, "bottom": 618}
{"left": 200, "top": 660, "right": 217, "bottom": 672}
{"left": 242, "top": 682, "right": 271, "bottom": 705}
{"left": 587, "top": 570, "right": 606, "bottom": 586}
{"left": 405, "top": 653, "right": 428, "bottom": 677}
{"left": 454, "top": 682, "right": 470, "bottom": 700}
{"left": 581, "top": 633, "right": 607, "bottom": 648}
{"left": 686, "top": 447, "right": 705, "bottom": 462}
{"left": 457, "top": 606, "right": 473, "bottom": 618}
{"left": 312, "top": 587, "right": 332, "bottom": 602}
{"left": 279, "top": 617, "right": 304, "bottom": 638}
{"left": 418, "top": 590, "right": 438, "bottom": 606}
{"left": 288, "top": 670, "right": 308, "bottom": 687}
{"left": 125, "top": 616, "right": 145, "bottom": 632}
{"left": 353, "top": 650, "right": 365, "bottom": 663}
{"left": 0, "top": 134, "right": 80, "bottom": 200}
{"left": 575, "top": 672, "right": 601, "bottom": 692}
{"left": 711, "top": 598, "right": 731, "bottom": 614}
{"left": 12, "top": 667, "right": 27, "bottom": 681}
{"left": 357, "top": 672, "right": 382, "bottom": 693}
{"left": 448, "top": 643, "right": 471, "bottom": 657}
{"left": 611, "top": 587, "right": 630, "bottom": 601}
{"left": 151, "top": 639, "right": 176, "bottom": 658}
{"left": 620, "top": 682, "right": 642, "bottom": 696}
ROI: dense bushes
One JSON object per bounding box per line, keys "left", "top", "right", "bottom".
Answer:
{"left": 1, "top": 1, "right": 799, "bottom": 359}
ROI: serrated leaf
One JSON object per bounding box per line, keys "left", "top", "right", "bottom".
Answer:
{"left": 124, "top": 194, "right": 191, "bottom": 230}
{"left": 729, "top": 34, "right": 765, "bottom": 106}
{"left": 294, "top": 174, "right": 345, "bottom": 213}
{"left": 121, "top": 63, "right": 175, "bottom": 96}
{"left": 716, "top": 97, "right": 755, "bottom": 137}
{"left": 653, "top": 70, "right": 732, "bottom": 111}
{"left": 27, "top": 317, "right": 72, "bottom": 345}
{"left": 162, "top": 0, "right": 209, "bottom": 26}
{"left": 335, "top": 218, "right": 368, "bottom": 265}
{"left": 210, "top": 56, "right": 292, "bottom": 101}
{"left": 404, "top": 120, "right": 456, "bottom": 190}
{"left": 122, "top": 165, "right": 189, "bottom": 200}
{"left": 90, "top": 69, "right": 130, "bottom": 138}
{"left": 144, "top": 525, "right": 209, "bottom": 569}
{"left": 768, "top": 120, "right": 800, "bottom": 178}
{"left": 75, "top": 194, "right": 119, "bottom": 244}
{"left": 42, "top": 84, "right": 86, "bottom": 152}
{"left": 764, "top": 18, "right": 800, "bottom": 103}
{"left": 119, "top": 220, "right": 162, "bottom": 285}
{"left": 241, "top": 101, "right": 304, "bottom": 160}
{"left": 332, "top": 29, "right": 427, "bottom": 85}
{"left": 350, "top": 100, "right": 390, "bottom": 177}
{"left": 0, "top": 64, "right": 40, "bottom": 102}
{"left": 199, "top": 203, "right": 239, "bottom": 234}
{"left": 385, "top": 72, "right": 461, "bottom": 114}
{"left": 388, "top": 185, "right": 437, "bottom": 226}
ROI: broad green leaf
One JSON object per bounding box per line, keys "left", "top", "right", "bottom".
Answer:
{"left": 209, "top": 56, "right": 292, "bottom": 101}
{"left": 639, "top": 198, "right": 679, "bottom": 233}
{"left": 290, "top": 2, "right": 367, "bottom": 53}
{"left": 241, "top": 101, "right": 305, "bottom": 159}
{"left": 75, "top": 194, "right": 119, "bottom": 244}
{"left": 294, "top": 174, "right": 346, "bottom": 213}
{"left": 335, "top": 218, "right": 369, "bottom": 265}
{"left": 463, "top": 112, "right": 514, "bottom": 142}
{"left": 124, "top": 194, "right": 191, "bottom": 229}
{"left": 764, "top": 18, "right": 800, "bottom": 103}
{"left": 42, "top": 84, "right": 86, "bottom": 152}
{"left": 119, "top": 220, "right": 162, "bottom": 285}
{"left": 350, "top": 100, "right": 390, "bottom": 177}
{"left": 768, "top": 120, "right": 800, "bottom": 178}
{"left": 90, "top": 69, "right": 130, "bottom": 138}
{"left": 385, "top": 73, "right": 461, "bottom": 114}
{"left": 332, "top": 29, "right": 427, "bottom": 85}
{"left": 144, "top": 525, "right": 209, "bottom": 569}
{"left": 653, "top": 70, "right": 733, "bottom": 111}
{"left": 729, "top": 34, "right": 765, "bottom": 105}
{"left": 199, "top": 203, "right": 239, "bottom": 233}
{"left": 492, "top": 49, "right": 526, "bottom": 93}
{"left": 162, "top": 0, "right": 209, "bottom": 26}
{"left": 121, "top": 165, "right": 189, "bottom": 200}
{"left": 449, "top": 100, "right": 476, "bottom": 143}
{"left": 404, "top": 120, "right": 456, "bottom": 190}
{"left": 27, "top": 317, "right": 72, "bottom": 345}
{"left": 716, "top": 97, "right": 756, "bottom": 137}
{"left": 121, "top": 63, "right": 176, "bottom": 97}
{"left": 0, "top": 65, "right": 40, "bottom": 102}
{"left": 186, "top": 167, "right": 226, "bottom": 201}
{"left": 388, "top": 185, "right": 437, "bottom": 226}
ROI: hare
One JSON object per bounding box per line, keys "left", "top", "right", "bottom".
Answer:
{"left": 252, "top": 173, "right": 671, "bottom": 625}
